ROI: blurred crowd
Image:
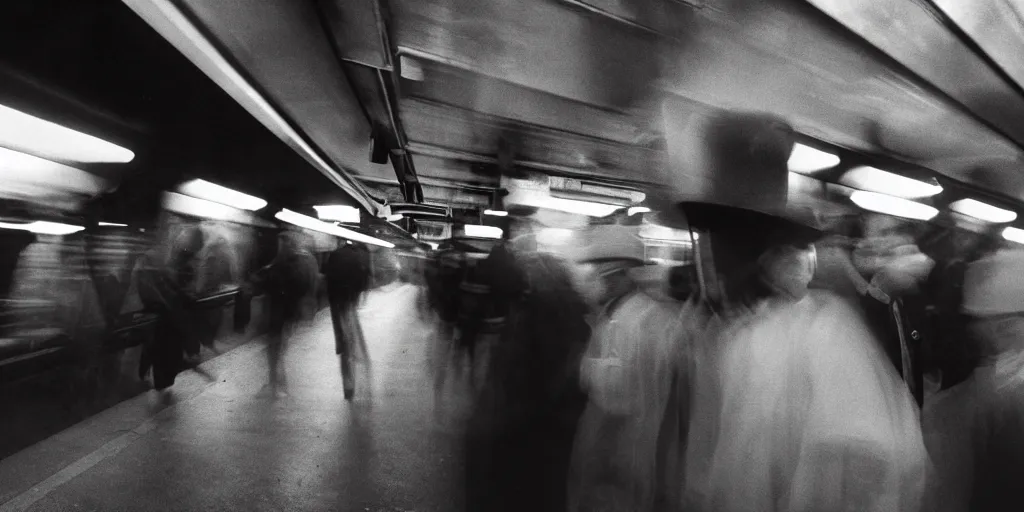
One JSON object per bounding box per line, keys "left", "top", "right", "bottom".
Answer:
{"left": 410, "top": 110, "right": 1024, "bottom": 512}
{"left": 5, "top": 109, "right": 1024, "bottom": 512}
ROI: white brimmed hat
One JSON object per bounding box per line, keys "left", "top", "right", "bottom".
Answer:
{"left": 574, "top": 224, "right": 645, "bottom": 265}
{"left": 963, "top": 249, "right": 1024, "bottom": 317}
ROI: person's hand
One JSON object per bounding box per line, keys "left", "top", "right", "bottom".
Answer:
{"left": 871, "top": 252, "right": 934, "bottom": 296}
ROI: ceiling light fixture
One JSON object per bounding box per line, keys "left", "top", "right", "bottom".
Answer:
{"left": 484, "top": 209, "right": 509, "bottom": 217}
{"left": 178, "top": 179, "right": 267, "bottom": 211}
{"left": 850, "top": 190, "right": 939, "bottom": 221}
{"left": 532, "top": 196, "right": 621, "bottom": 217}
{"left": 464, "top": 225, "right": 503, "bottom": 239}
{"left": 163, "top": 192, "right": 245, "bottom": 222}
{"left": 788, "top": 143, "right": 840, "bottom": 173}
{"left": 627, "top": 206, "right": 652, "bottom": 216}
{"left": 949, "top": 198, "right": 1017, "bottom": 224}
{"left": 98, "top": 222, "right": 128, "bottom": 227}
{"left": 275, "top": 208, "right": 394, "bottom": 248}
{"left": 0, "top": 146, "right": 109, "bottom": 197}
{"left": 1002, "top": 227, "right": 1024, "bottom": 244}
{"left": 387, "top": 214, "right": 404, "bottom": 222}
{"left": 0, "top": 103, "right": 134, "bottom": 163}
{"left": 314, "top": 204, "right": 360, "bottom": 224}
{"left": 0, "top": 220, "right": 85, "bottom": 236}
{"left": 841, "top": 166, "right": 943, "bottom": 199}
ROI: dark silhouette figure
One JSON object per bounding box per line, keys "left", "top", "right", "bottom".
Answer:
{"left": 323, "top": 242, "right": 371, "bottom": 399}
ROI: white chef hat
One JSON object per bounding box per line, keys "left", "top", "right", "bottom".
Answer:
{"left": 962, "top": 249, "right": 1024, "bottom": 317}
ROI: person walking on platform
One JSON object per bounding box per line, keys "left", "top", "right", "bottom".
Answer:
{"left": 567, "top": 224, "right": 686, "bottom": 512}
{"left": 247, "top": 230, "right": 319, "bottom": 397}
{"left": 464, "top": 248, "right": 591, "bottom": 512}
{"left": 323, "top": 240, "right": 371, "bottom": 400}
{"left": 675, "top": 110, "right": 926, "bottom": 512}
{"left": 922, "top": 249, "right": 1024, "bottom": 512}
{"left": 134, "top": 223, "right": 206, "bottom": 391}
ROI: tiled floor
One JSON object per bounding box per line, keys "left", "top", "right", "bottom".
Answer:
{"left": 0, "top": 284, "right": 468, "bottom": 512}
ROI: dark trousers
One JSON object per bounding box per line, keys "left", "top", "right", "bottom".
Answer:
{"left": 143, "top": 318, "right": 185, "bottom": 390}
{"left": 329, "top": 298, "right": 364, "bottom": 393}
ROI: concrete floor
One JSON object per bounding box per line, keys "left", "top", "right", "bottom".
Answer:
{"left": 0, "top": 284, "right": 468, "bottom": 512}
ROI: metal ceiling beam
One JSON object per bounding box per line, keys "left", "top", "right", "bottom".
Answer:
{"left": 400, "top": 98, "right": 667, "bottom": 186}
{"left": 656, "top": 2, "right": 1024, "bottom": 189}
{"left": 558, "top": 0, "right": 698, "bottom": 40}
{"left": 318, "top": 0, "right": 423, "bottom": 204}
{"left": 406, "top": 142, "right": 651, "bottom": 191}
{"left": 929, "top": 0, "right": 1024, "bottom": 97}
{"left": 805, "top": 0, "right": 1024, "bottom": 151}
{"left": 356, "top": 174, "right": 497, "bottom": 194}
{"left": 389, "top": 0, "right": 658, "bottom": 112}
{"left": 317, "top": 0, "right": 392, "bottom": 69}
{"left": 356, "top": 176, "right": 491, "bottom": 208}
{"left": 399, "top": 56, "right": 651, "bottom": 146}
{"left": 122, "top": 0, "right": 382, "bottom": 214}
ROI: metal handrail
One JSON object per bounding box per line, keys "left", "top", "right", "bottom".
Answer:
{"left": 193, "top": 286, "right": 241, "bottom": 306}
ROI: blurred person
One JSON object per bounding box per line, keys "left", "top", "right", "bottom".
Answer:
{"left": 922, "top": 248, "right": 1024, "bottom": 512}
{"left": 8, "top": 231, "right": 108, "bottom": 408}
{"left": 453, "top": 239, "right": 520, "bottom": 389}
{"left": 667, "top": 263, "right": 699, "bottom": 302}
{"left": 370, "top": 247, "right": 401, "bottom": 289}
{"left": 423, "top": 247, "right": 466, "bottom": 410}
{"left": 134, "top": 221, "right": 207, "bottom": 390}
{"left": 194, "top": 221, "right": 240, "bottom": 296}
{"left": 465, "top": 248, "right": 591, "bottom": 512}
{"left": 167, "top": 223, "right": 205, "bottom": 362}
{"left": 246, "top": 229, "right": 319, "bottom": 396}
{"left": 323, "top": 240, "right": 372, "bottom": 400}
{"left": 921, "top": 226, "right": 1001, "bottom": 392}
{"left": 193, "top": 221, "right": 241, "bottom": 352}
{"left": 853, "top": 213, "right": 935, "bottom": 405}
{"left": 566, "top": 224, "right": 687, "bottom": 512}
{"left": 676, "top": 110, "right": 927, "bottom": 512}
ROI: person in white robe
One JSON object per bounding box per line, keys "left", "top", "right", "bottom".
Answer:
{"left": 568, "top": 224, "right": 689, "bottom": 512}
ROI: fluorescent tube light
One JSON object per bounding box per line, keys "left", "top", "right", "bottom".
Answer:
{"left": 1003, "top": 227, "right": 1024, "bottom": 244}
{"left": 0, "top": 220, "right": 85, "bottom": 235}
{"left": 850, "top": 191, "right": 938, "bottom": 221}
{"left": 949, "top": 198, "right": 1017, "bottom": 224}
{"left": 788, "top": 143, "right": 840, "bottom": 173}
{"left": 178, "top": 179, "right": 267, "bottom": 211}
{"left": 464, "top": 225, "right": 503, "bottom": 239}
{"left": 628, "top": 206, "right": 651, "bottom": 216}
{"left": 535, "top": 197, "right": 621, "bottom": 217}
{"left": 0, "top": 146, "right": 108, "bottom": 196}
{"left": 842, "top": 166, "right": 942, "bottom": 199}
{"left": 163, "top": 192, "right": 242, "bottom": 222}
{"left": 484, "top": 209, "right": 509, "bottom": 217}
{"left": 314, "top": 204, "right": 360, "bottom": 223}
{"left": 98, "top": 222, "right": 128, "bottom": 227}
{"left": 0, "top": 104, "right": 134, "bottom": 163}
{"left": 275, "top": 209, "right": 394, "bottom": 248}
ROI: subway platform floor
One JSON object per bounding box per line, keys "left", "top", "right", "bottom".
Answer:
{"left": 0, "top": 284, "right": 468, "bottom": 512}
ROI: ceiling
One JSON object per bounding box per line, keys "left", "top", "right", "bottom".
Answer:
{"left": 8, "top": 0, "right": 1024, "bottom": 231}
{"left": 0, "top": 0, "right": 364, "bottom": 222}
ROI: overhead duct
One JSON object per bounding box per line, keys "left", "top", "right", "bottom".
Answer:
{"left": 415, "top": 219, "right": 452, "bottom": 241}
{"left": 548, "top": 176, "right": 646, "bottom": 204}
{"left": 387, "top": 202, "right": 449, "bottom": 218}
